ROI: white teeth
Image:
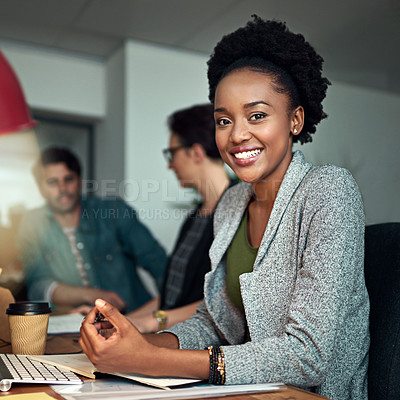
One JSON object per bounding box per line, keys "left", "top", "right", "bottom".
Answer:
{"left": 234, "top": 149, "right": 261, "bottom": 159}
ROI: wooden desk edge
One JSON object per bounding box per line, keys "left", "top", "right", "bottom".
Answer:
{"left": 0, "top": 384, "right": 331, "bottom": 399}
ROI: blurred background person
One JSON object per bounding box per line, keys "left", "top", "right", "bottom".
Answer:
{"left": 127, "top": 103, "right": 234, "bottom": 332}
{"left": 17, "top": 147, "right": 167, "bottom": 313}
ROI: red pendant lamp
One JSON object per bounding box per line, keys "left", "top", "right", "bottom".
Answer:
{"left": 0, "top": 49, "right": 37, "bottom": 135}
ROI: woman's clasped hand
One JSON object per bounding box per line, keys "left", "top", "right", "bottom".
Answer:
{"left": 80, "top": 299, "right": 158, "bottom": 374}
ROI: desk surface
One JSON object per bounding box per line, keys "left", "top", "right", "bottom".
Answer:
{"left": 0, "top": 334, "right": 331, "bottom": 400}
{"left": 0, "top": 384, "right": 330, "bottom": 400}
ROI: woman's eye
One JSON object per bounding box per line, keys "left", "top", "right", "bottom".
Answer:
{"left": 250, "top": 113, "right": 266, "bottom": 121}
{"left": 216, "top": 118, "right": 231, "bottom": 126}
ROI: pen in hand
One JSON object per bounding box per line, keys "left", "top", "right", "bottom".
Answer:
{"left": 93, "top": 312, "right": 115, "bottom": 338}
{"left": 94, "top": 312, "right": 107, "bottom": 323}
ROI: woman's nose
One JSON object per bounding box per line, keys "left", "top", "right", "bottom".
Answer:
{"left": 230, "top": 120, "right": 251, "bottom": 144}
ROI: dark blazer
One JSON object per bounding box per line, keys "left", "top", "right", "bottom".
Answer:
{"left": 160, "top": 207, "right": 213, "bottom": 309}
{"left": 160, "top": 180, "right": 237, "bottom": 309}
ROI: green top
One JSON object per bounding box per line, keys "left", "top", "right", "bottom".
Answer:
{"left": 226, "top": 209, "right": 258, "bottom": 313}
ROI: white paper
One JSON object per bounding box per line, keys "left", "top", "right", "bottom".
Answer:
{"left": 47, "top": 314, "right": 85, "bottom": 334}
{"left": 30, "top": 353, "right": 202, "bottom": 389}
{"left": 56, "top": 379, "right": 286, "bottom": 400}
{"left": 52, "top": 378, "right": 159, "bottom": 394}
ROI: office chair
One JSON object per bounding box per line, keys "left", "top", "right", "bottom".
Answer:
{"left": 364, "top": 222, "right": 400, "bottom": 400}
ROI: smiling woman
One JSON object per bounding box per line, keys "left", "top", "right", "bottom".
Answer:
{"left": 79, "top": 16, "right": 369, "bottom": 400}
{"left": 213, "top": 69, "right": 305, "bottom": 244}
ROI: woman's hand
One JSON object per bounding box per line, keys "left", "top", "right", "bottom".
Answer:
{"left": 80, "top": 298, "right": 209, "bottom": 380}
{"left": 127, "top": 313, "right": 159, "bottom": 333}
{"left": 79, "top": 299, "right": 157, "bottom": 374}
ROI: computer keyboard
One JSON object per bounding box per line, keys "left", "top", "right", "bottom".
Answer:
{"left": 0, "top": 353, "right": 82, "bottom": 391}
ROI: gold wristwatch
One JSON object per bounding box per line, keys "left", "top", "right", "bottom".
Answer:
{"left": 153, "top": 310, "right": 167, "bottom": 331}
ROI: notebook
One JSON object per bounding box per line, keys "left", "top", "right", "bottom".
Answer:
{"left": 29, "top": 353, "right": 202, "bottom": 390}
{"left": 0, "top": 353, "right": 82, "bottom": 392}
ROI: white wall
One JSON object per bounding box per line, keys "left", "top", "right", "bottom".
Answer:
{"left": 2, "top": 40, "right": 399, "bottom": 248}
{"left": 293, "top": 82, "right": 400, "bottom": 225}
{"left": 124, "top": 40, "right": 209, "bottom": 251}
{"left": 1, "top": 42, "right": 105, "bottom": 119}
{"left": 94, "top": 47, "right": 126, "bottom": 193}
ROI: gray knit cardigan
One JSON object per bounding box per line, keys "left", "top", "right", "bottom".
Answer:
{"left": 167, "top": 151, "right": 369, "bottom": 400}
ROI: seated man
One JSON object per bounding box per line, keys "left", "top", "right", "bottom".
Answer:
{"left": 17, "top": 147, "right": 167, "bottom": 312}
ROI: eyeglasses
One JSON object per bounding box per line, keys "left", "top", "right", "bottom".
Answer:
{"left": 162, "top": 145, "right": 187, "bottom": 163}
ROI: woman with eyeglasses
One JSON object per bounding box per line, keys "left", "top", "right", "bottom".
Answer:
{"left": 80, "top": 16, "right": 368, "bottom": 399}
{"left": 125, "top": 104, "right": 232, "bottom": 333}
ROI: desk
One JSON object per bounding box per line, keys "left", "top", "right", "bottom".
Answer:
{"left": 0, "top": 384, "right": 331, "bottom": 399}
{"left": 0, "top": 334, "right": 331, "bottom": 400}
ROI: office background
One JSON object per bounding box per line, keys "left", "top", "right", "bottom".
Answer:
{"left": 0, "top": 0, "right": 398, "bottom": 255}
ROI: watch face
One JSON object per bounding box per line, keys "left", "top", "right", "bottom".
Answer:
{"left": 153, "top": 310, "right": 167, "bottom": 330}
{"left": 154, "top": 310, "right": 167, "bottom": 321}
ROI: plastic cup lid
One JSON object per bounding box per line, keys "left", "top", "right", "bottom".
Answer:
{"left": 6, "top": 302, "right": 52, "bottom": 316}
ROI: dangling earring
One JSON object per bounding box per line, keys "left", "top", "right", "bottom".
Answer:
{"left": 293, "top": 128, "right": 298, "bottom": 134}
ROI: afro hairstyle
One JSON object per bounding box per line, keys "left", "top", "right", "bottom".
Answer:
{"left": 207, "top": 15, "right": 331, "bottom": 144}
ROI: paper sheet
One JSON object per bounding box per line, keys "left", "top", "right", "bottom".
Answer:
{"left": 54, "top": 379, "right": 286, "bottom": 400}
{"left": 47, "top": 313, "right": 85, "bottom": 334}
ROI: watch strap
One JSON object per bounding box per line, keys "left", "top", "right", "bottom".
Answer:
{"left": 153, "top": 309, "right": 167, "bottom": 330}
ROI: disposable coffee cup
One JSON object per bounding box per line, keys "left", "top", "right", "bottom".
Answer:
{"left": 6, "top": 302, "right": 52, "bottom": 355}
